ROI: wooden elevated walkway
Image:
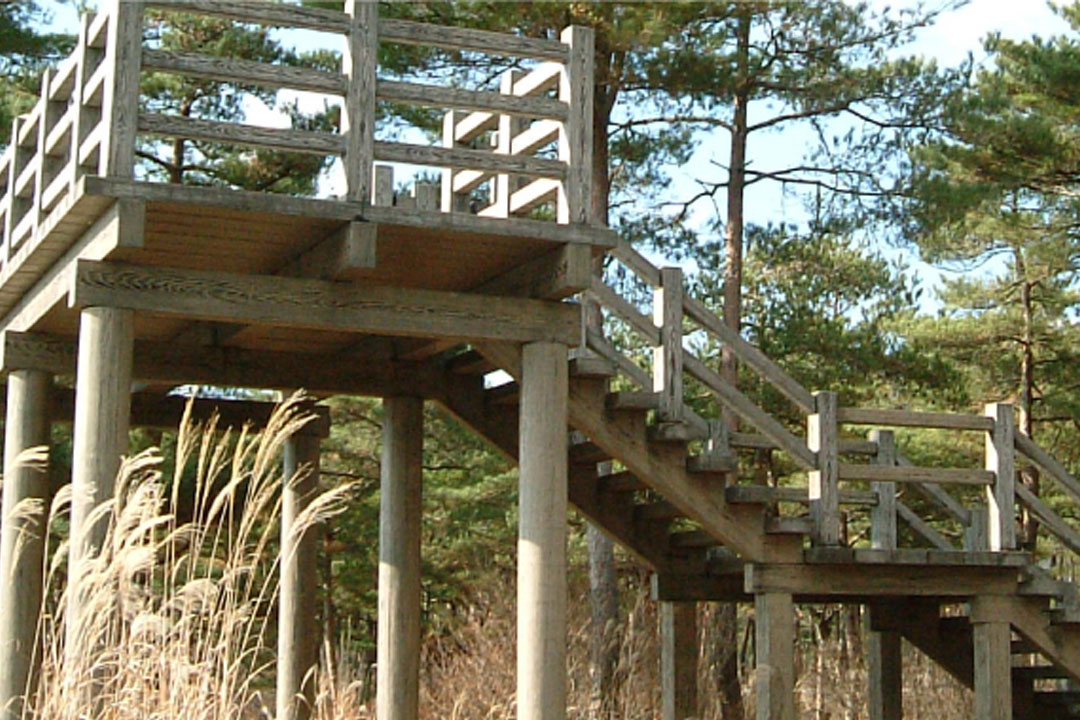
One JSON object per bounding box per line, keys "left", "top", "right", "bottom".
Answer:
{"left": 0, "top": 2, "right": 1077, "bottom": 720}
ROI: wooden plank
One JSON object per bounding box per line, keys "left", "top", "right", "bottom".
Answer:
{"left": 837, "top": 406, "right": 994, "bottom": 431}
{"left": 1016, "top": 483, "right": 1080, "bottom": 556}
{"left": 473, "top": 243, "right": 591, "bottom": 300}
{"left": 69, "top": 260, "right": 581, "bottom": 346}
{"left": 138, "top": 113, "right": 344, "bottom": 155}
{"left": 378, "top": 18, "right": 568, "bottom": 62}
{"left": 755, "top": 592, "right": 796, "bottom": 720}
{"left": 896, "top": 501, "right": 954, "bottom": 551}
{"left": 344, "top": 1, "right": 376, "bottom": 203}
{"left": 377, "top": 80, "right": 567, "bottom": 120}
{"left": 746, "top": 562, "right": 1020, "bottom": 598}
{"left": 660, "top": 602, "right": 697, "bottom": 720}
{"left": 142, "top": 49, "right": 347, "bottom": 94}
{"left": 1015, "top": 433, "right": 1080, "bottom": 505}
{"left": 144, "top": 1, "right": 350, "bottom": 32}
{"left": 588, "top": 276, "right": 659, "bottom": 344}
{"left": 682, "top": 294, "right": 814, "bottom": 414}
{"left": 653, "top": 267, "right": 683, "bottom": 422}
{"left": 838, "top": 463, "right": 994, "bottom": 486}
{"left": 557, "top": 26, "right": 594, "bottom": 224}
{"left": 870, "top": 429, "right": 897, "bottom": 551}
{"left": 808, "top": 391, "right": 841, "bottom": 546}
{"left": 972, "top": 619, "right": 1012, "bottom": 720}
{"left": 683, "top": 352, "right": 816, "bottom": 469}
{"left": 373, "top": 141, "right": 566, "bottom": 179}
{"left": 899, "top": 452, "right": 973, "bottom": 525}
{"left": 278, "top": 222, "right": 376, "bottom": 279}
{"left": 985, "top": 403, "right": 1016, "bottom": 551}
{"left": 724, "top": 484, "right": 878, "bottom": 506}
{"left": 100, "top": 0, "right": 143, "bottom": 178}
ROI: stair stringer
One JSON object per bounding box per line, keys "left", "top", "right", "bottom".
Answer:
{"left": 473, "top": 342, "right": 790, "bottom": 563}
{"left": 973, "top": 594, "right": 1080, "bottom": 683}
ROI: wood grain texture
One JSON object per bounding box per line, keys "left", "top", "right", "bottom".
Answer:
{"left": 984, "top": 403, "right": 1016, "bottom": 551}
{"left": 343, "top": 1, "right": 376, "bottom": 203}
{"left": 837, "top": 406, "right": 993, "bottom": 431}
{"left": 138, "top": 113, "right": 344, "bottom": 155}
{"left": 660, "top": 602, "right": 697, "bottom": 720}
{"left": 653, "top": 267, "right": 683, "bottom": 422}
{"left": 972, "top": 620, "right": 1011, "bottom": 720}
{"left": 69, "top": 260, "right": 581, "bottom": 345}
{"left": 838, "top": 463, "right": 994, "bottom": 486}
{"left": 869, "top": 429, "right": 897, "bottom": 551}
{"left": 557, "top": 26, "right": 594, "bottom": 225}
{"left": 374, "top": 141, "right": 567, "bottom": 179}
{"left": 144, "top": 1, "right": 350, "bottom": 32}
{"left": 377, "top": 80, "right": 567, "bottom": 120}
{"left": 379, "top": 18, "right": 568, "bottom": 62}
{"left": 755, "top": 592, "right": 795, "bottom": 720}
{"left": 808, "top": 391, "right": 840, "bottom": 546}
{"left": 100, "top": 0, "right": 143, "bottom": 178}
{"left": 142, "top": 49, "right": 347, "bottom": 95}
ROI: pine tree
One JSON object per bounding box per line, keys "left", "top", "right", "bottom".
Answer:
{"left": 0, "top": 1, "right": 74, "bottom": 146}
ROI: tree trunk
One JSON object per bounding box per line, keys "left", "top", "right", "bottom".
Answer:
{"left": 1017, "top": 248, "right": 1039, "bottom": 552}
{"left": 704, "top": 602, "right": 744, "bottom": 720}
{"left": 587, "top": 523, "right": 620, "bottom": 719}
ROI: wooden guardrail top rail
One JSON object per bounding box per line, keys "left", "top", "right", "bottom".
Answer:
{"left": 0, "top": 0, "right": 599, "bottom": 280}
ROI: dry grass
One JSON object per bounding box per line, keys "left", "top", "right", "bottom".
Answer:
{"left": 15, "top": 393, "right": 974, "bottom": 719}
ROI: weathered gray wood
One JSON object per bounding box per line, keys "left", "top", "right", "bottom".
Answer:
{"left": 1016, "top": 483, "right": 1080, "bottom": 556}
{"left": 0, "top": 369, "right": 51, "bottom": 720}
{"left": 588, "top": 276, "right": 660, "bottom": 344}
{"left": 66, "top": 306, "right": 133, "bottom": 657}
{"left": 1015, "top": 433, "right": 1080, "bottom": 505}
{"left": 518, "top": 342, "right": 568, "bottom": 720}
{"left": 837, "top": 406, "right": 994, "bottom": 431}
{"left": 69, "top": 260, "right": 581, "bottom": 346}
{"left": 725, "top": 484, "right": 878, "bottom": 506}
{"left": 984, "top": 403, "right": 1016, "bottom": 551}
{"left": 660, "top": 602, "right": 697, "bottom": 720}
{"left": 808, "top": 391, "right": 840, "bottom": 546}
{"left": 100, "top": 0, "right": 143, "bottom": 178}
{"left": 377, "top": 396, "right": 423, "bottom": 720}
{"left": 747, "top": 561, "right": 1023, "bottom": 598}
{"left": 964, "top": 504, "right": 989, "bottom": 552}
{"left": 899, "top": 452, "right": 973, "bottom": 526}
{"left": 377, "top": 80, "right": 567, "bottom": 120}
{"left": 755, "top": 591, "right": 795, "bottom": 720}
{"left": 279, "top": 222, "right": 376, "bottom": 279}
{"left": 681, "top": 294, "right": 814, "bottom": 414}
{"left": 144, "top": 1, "right": 349, "bottom": 33}
{"left": 895, "top": 501, "right": 954, "bottom": 551}
{"left": 557, "top": 26, "right": 594, "bottom": 225}
{"left": 142, "top": 49, "right": 347, "bottom": 94}
{"left": 972, "top": 620, "right": 1012, "bottom": 720}
{"left": 870, "top": 429, "right": 897, "bottom": 551}
{"left": 866, "top": 606, "right": 902, "bottom": 720}
{"left": 379, "top": 18, "right": 568, "bottom": 62}
{"left": 138, "top": 113, "right": 344, "bottom": 155}
{"left": 474, "top": 243, "right": 591, "bottom": 300}
{"left": 68, "top": 12, "right": 98, "bottom": 198}
{"left": 278, "top": 433, "right": 321, "bottom": 720}
{"left": 683, "top": 353, "right": 816, "bottom": 469}
{"left": 653, "top": 267, "right": 683, "bottom": 422}
{"left": 343, "top": 1, "right": 376, "bottom": 203}
{"left": 374, "top": 141, "right": 567, "bottom": 179}
{"left": 585, "top": 329, "right": 652, "bottom": 389}
{"left": 838, "top": 463, "right": 994, "bottom": 486}
{"left": 373, "top": 164, "right": 393, "bottom": 206}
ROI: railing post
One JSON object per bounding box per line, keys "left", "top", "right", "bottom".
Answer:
{"left": 344, "top": 0, "right": 377, "bottom": 204}
{"left": 869, "top": 429, "right": 897, "bottom": 551}
{"left": 440, "top": 112, "right": 466, "bottom": 213}
{"left": 984, "top": 402, "right": 1016, "bottom": 551}
{"left": 4, "top": 116, "right": 26, "bottom": 261}
{"left": 558, "top": 25, "right": 594, "bottom": 225}
{"left": 653, "top": 267, "right": 683, "bottom": 423}
{"left": 98, "top": 0, "right": 143, "bottom": 179}
{"left": 31, "top": 69, "right": 52, "bottom": 229}
{"left": 808, "top": 391, "right": 840, "bottom": 546}
{"left": 69, "top": 12, "right": 100, "bottom": 196}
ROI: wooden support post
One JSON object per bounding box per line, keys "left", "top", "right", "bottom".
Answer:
{"left": 66, "top": 306, "right": 133, "bottom": 653}
{"left": 4, "top": 116, "right": 27, "bottom": 259}
{"left": 653, "top": 267, "right": 683, "bottom": 423}
{"left": 964, "top": 504, "right": 989, "bottom": 551}
{"left": 866, "top": 605, "right": 902, "bottom": 720}
{"left": 869, "top": 429, "right": 897, "bottom": 551}
{"left": 377, "top": 396, "right": 423, "bottom": 720}
{"left": 808, "top": 391, "right": 840, "bottom": 545}
{"left": 69, "top": 12, "right": 99, "bottom": 196}
{"left": 99, "top": 0, "right": 143, "bottom": 178}
{"left": 518, "top": 341, "right": 569, "bottom": 720}
{"left": 755, "top": 591, "right": 795, "bottom": 720}
{"left": 557, "top": 26, "right": 594, "bottom": 224}
{"left": 0, "top": 369, "right": 51, "bottom": 720}
{"left": 984, "top": 403, "right": 1016, "bottom": 551}
{"left": 343, "top": 0, "right": 377, "bottom": 204}
{"left": 972, "top": 620, "right": 1012, "bottom": 720}
{"left": 660, "top": 601, "right": 697, "bottom": 720}
{"left": 277, "top": 431, "right": 322, "bottom": 720}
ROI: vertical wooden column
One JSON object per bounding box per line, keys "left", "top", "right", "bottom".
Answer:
{"left": 755, "top": 592, "right": 795, "bottom": 720}
{"left": 66, "top": 306, "right": 134, "bottom": 651}
{"left": 972, "top": 620, "right": 1012, "bottom": 720}
{"left": 653, "top": 267, "right": 683, "bottom": 423}
{"left": 867, "top": 430, "right": 901, "bottom": 720}
{"left": 808, "top": 390, "right": 839, "bottom": 545}
{"left": 984, "top": 403, "right": 1016, "bottom": 551}
{"left": 278, "top": 431, "right": 323, "bottom": 720}
{"left": 0, "top": 369, "right": 51, "bottom": 720}
{"left": 377, "top": 396, "right": 423, "bottom": 720}
{"left": 558, "top": 26, "right": 594, "bottom": 224}
{"left": 343, "top": 0, "right": 377, "bottom": 203}
{"left": 660, "top": 601, "right": 697, "bottom": 720}
{"left": 518, "top": 342, "right": 569, "bottom": 720}
{"left": 98, "top": 0, "right": 143, "bottom": 179}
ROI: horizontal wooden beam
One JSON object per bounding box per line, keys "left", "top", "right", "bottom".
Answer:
{"left": 142, "top": 49, "right": 348, "bottom": 94}
{"left": 68, "top": 261, "right": 580, "bottom": 346}
{"left": 745, "top": 562, "right": 1021, "bottom": 599}
{"left": 377, "top": 80, "right": 567, "bottom": 120}
{"left": 838, "top": 462, "right": 994, "bottom": 486}
{"left": 138, "top": 113, "right": 344, "bottom": 155}
{"left": 837, "top": 407, "right": 994, "bottom": 431}
{"left": 373, "top": 141, "right": 567, "bottom": 179}
{"left": 145, "top": 1, "right": 350, "bottom": 32}
{"left": 378, "top": 18, "right": 569, "bottom": 62}
{"left": 0, "top": 330, "right": 449, "bottom": 397}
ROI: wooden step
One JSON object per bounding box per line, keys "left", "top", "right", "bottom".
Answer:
{"left": 1013, "top": 638, "right": 1041, "bottom": 655}
{"left": 686, "top": 453, "right": 736, "bottom": 474}
{"left": 649, "top": 421, "right": 707, "bottom": 443}
{"left": 569, "top": 439, "right": 611, "bottom": 466}
{"left": 1035, "top": 691, "right": 1080, "bottom": 708}
{"left": 1049, "top": 606, "right": 1080, "bottom": 626}
{"left": 765, "top": 515, "right": 812, "bottom": 535}
{"left": 486, "top": 382, "right": 519, "bottom": 405}
{"left": 570, "top": 355, "right": 615, "bottom": 378}
{"left": 669, "top": 530, "right": 721, "bottom": 549}
{"left": 1013, "top": 664, "right": 1071, "bottom": 680}
{"left": 446, "top": 349, "right": 496, "bottom": 375}
{"left": 597, "top": 471, "right": 644, "bottom": 494}
{"left": 634, "top": 501, "right": 683, "bottom": 522}
{"left": 606, "top": 390, "right": 659, "bottom": 411}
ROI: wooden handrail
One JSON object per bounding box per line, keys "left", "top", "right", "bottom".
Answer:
{"left": 837, "top": 406, "right": 993, "bottom": 431}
